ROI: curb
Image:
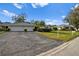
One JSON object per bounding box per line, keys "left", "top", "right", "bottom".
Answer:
{"left": 37, "top": 40, "right": 73, "bottom": 56}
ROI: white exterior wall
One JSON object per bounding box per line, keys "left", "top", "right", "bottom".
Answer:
{"left": 9, "top": 26, "right": 33, "bottom": 31}
{"left": 26, "top": 27, "right": 33, "bottom": 31}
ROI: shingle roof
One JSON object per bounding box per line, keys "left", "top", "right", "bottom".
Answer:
{"left": 0, "top": 23, "right": 34, "bottom": 27}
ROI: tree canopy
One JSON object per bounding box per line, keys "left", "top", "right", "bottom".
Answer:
{"left": 64, "top": 5, "right": 79, "bottom": 31}
{"left": 12, "top": 14, "right": 26, "bottom": 23}
{"left": 33, "top": 20, "right": 45, "bottom": 27}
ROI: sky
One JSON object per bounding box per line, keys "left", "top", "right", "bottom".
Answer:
{"left": 0, "top": 3, "right": 77, "bottom": 25}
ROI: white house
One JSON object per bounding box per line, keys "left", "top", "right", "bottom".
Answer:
{"left": 0, "top": 22, "right": 34, "bottom": 31}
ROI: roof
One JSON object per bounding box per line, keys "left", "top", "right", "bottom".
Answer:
{"left": 0, "top": 22, "right": 34, "bottom": 27}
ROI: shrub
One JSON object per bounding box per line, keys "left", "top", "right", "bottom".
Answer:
{"left": 70, "top": 27, "right": 75, "bottom": 31}
{"left": 33, "top": 26, "right": 38, "bottom": 31}
{"left": 53, "top": 27, "right": 58, "bottom": 31}
{"left": 6, "top": 28, "right": 11, "bottom": 31}
{"left": 24, "top": 29, "right": 27, "bottom": 32}
{"left": 5, "top": 26, "right": 8, "bottom": 29}
{"left": 0, "top": 28, "right": 3, "bottom": 31}
{"left": 38, "top": 28, "right": 44, "bottom": 32}
{"left": 38, "top": 27, "right": 52, "bottom": 32}
{"left": 60, "top": 27, "right": 75, "bottom": 31}
{"left": 0, "top": 26, "right": 11, "bottom": 31}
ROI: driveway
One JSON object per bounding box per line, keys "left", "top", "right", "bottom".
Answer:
{"left": 0, "top": 32, "right": 63, "bottom": 56}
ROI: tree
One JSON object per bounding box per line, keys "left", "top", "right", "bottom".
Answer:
{"left": 12, "top": 14, "right": 26, "bottom": 23}
{"left": 33, "top": 20, "right": 45, "bottom": 27}
{"left": 64, "top": 5, "right": 79, "bottom": 31}
{"left": 40, "top": 21, "right": 45, "bottom": 26}
{"left": 52, "top": 25, "right": 58, "bottom": 31}
{"left": 33, "top": 20, "right": 45, "bottom": 31}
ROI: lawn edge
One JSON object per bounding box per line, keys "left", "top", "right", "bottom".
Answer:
{"left": 37, "top": 32, "right": 79, "bottom": 42}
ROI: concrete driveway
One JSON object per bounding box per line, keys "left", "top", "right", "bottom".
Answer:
{"left": 0, "top": 32, "right": 63, "bottom": 56}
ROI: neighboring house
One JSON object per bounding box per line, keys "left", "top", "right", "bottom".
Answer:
{"left": 58, "top": 24, "right": 75, "bottom": 30}
{"left": 0, "top": 22, "right": 34, "bottom": 31}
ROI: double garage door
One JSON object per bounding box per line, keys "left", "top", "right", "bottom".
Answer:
{"left": 10, "top": 27, "right": 33, "bottom": 32}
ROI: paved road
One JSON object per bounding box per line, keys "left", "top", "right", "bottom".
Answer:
{"left": 0, "top": 32, "right": 63, "bottom": 56}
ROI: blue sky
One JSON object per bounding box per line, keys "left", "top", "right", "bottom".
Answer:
{"left": 0, "top": 3, "right": 76, "bottom": 25}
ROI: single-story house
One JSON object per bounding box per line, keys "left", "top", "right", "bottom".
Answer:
{"left": 0, "top": 22, "right": 34, "bottom": 31}
{"left": 57, "top": 24, "right": 76, "bottom": 30}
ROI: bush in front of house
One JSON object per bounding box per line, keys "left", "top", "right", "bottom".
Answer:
{"left": 33, "top": 26, "right": 38, "bottom": 31}
{"left": 37, "top": 28, "right": 43, "bottom": 32}
{"left": 38, "top": 27, "right": 52, "bottom": 32}
{"left": 0, "top": 26, "right": 11, "bottom": 32}
{"left": 5, "top": 26, "right": 8, "bottom": 29}
{"left": 6, "top": 28, "right": 11, "bottom": 31}
{"left": 24, "top": 29, "right": 27, "bottom": 32}
{"left": 0, "top": 28, "right": 3, "bottom": 31}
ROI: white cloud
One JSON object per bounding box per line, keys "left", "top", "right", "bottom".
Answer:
{"left": 71, "top": 4, "right": 79, "bottom": 10}
{"left": 71, "top": 7, "right": 74, "bottom": 10}
{"left": 31, "top": 3, "right": 48, "bottom": 8}
{"left": 46, "top": 22, "right": 53, "bottom": 25}
{"left": 45, "top": 19, "right": 56, "bottom": 25}
{"left": 45, "top": 19, "right": 64, "bottom": 25}
{"left": 1, "top": 10, "right": 17, "bottom": 17}
{"left": 61, "top": 15, "right": 66, "bottom": 19}
{"left": 13, "top": 3, "right": 23, "bottom": 9}
{"left": 74, "top": 4, "right": 79, "bottom": 8}
{"left": 31, "top": 4, "right": 37, "bottom": 8}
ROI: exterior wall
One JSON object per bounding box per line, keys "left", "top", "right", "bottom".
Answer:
{"left": 0, "top": 23, "right": 34, "bottom": 32}
{"left": 9, "top": 26, "right": 33, "bottom": 31}
{"left": 25, "top": 27, "right": 34, "bottom": 31}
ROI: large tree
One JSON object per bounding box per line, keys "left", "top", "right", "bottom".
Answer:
{"left": 12, "top": 14, "right": 26, "bottom": 23}
{"left": 40, "top": 21, "right": 45, "bottom": 26}
{"left": 33, "top": 20, "right": 45, "bottom": 27}
{"left": 32, "top": 20, "right": 45, "bottom": 31}
{"left": 64, "top": 5, "right": 79, "bottom": 31}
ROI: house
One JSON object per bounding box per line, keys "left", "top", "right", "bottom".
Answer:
{"left": 0, "top": 22, "right": 34, "bottom": 31}
{"left": 57, "top": 24, "right": 76, "bottom": 31}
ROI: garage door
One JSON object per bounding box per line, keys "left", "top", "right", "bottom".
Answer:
{"left": 10, "top": 27, "right": 25, "bottom": 31}
{"left": 10, "top": 27, "right": 33, "bottom": 31}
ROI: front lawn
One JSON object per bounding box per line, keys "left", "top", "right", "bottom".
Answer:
{"left": 0, "top": 31, "right": 5, "bottom": 36}
{"left": 38, "top": 31, "right": 79, "bottom": 42}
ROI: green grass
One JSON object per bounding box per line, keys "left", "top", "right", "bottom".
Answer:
{"left": 38, "top": 31, "right": 79, "bottom": 42}
{"left": 0, "top": 31, "right": 4, "bottom": 34}
{"left": 0, "top": 31, "right": 5, "bottom": 36}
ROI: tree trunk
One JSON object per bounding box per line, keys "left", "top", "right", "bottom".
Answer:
{"left": 75, "top": 28, "right": 78, "bottom": 31}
